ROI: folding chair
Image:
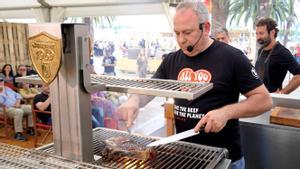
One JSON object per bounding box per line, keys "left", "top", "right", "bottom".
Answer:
{"left": 32, "top": 108, "right": 52, "bottom": 147}
{"left": 0, "top": 104, "right": 9, "bottom": 138}
{"left": 0, "top": 104, "right": 29, "bottom": 139}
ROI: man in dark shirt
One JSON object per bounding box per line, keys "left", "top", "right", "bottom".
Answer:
{"left": 255, "top": 18, "right": 300, "bottom": 94}
{"left": 33, "top": 84, "right": 51, "bottom": 124}
{"left": 102, "top": 47, "right": 117, "bottom": 76}
{"left": 116, "top": 1, "right": 272, "bottom": 169}
{"left": 26, "top": 65, "right": 37, "bottom": 76}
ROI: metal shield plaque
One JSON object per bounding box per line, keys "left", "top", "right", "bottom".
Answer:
{"left": 28, "top": 32, "right": 61, "bottom": 84}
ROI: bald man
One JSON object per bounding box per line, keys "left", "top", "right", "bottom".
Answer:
{"left": 215, "top": 27, "right": 230, "bottom": 44}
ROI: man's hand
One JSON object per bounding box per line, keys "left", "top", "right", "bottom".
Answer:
{"left": 180, "top": 86, "right": 192, "bottom": 92}
{"left": 194, "top": 108, "right": 229, "bottom": 133}
{"left": 115, "top": 101, "right": 139, "bottom": 128}
{"left": 274, "top": 89, "right": 283, "bottom": 94}
{"left": 14, "top": 101, "right": 21, "bottom": 108}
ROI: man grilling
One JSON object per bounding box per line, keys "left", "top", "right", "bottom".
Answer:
{"left": 116, "top": 1, "right": 272, "bottom": 169}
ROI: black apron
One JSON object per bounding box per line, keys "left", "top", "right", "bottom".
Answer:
{"left": 255, "top": 42, "right": 278, "bottom": 91}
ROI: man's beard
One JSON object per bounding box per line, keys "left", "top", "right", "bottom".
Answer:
{"left": 257, "top": 35, "right": 271, "bottom": 47}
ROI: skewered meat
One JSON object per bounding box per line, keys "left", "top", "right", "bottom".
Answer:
{"left": 102, "top": 136, "right": 156, "bottom": 161}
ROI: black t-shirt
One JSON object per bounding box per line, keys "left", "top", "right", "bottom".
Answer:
{"left": 33, "top": 92, "right": 51, "bottom": 111}
{"left": 255, "top": 42, "right": 300, "bottom": 92}
{"left": 153, "top": 40, "right": 262, "bottom": 162}
{"left": 33, "top": 92, "right": 51, "bottom": 124}
{"left": 103, "top": 56, "right": 116, "bottom": 74}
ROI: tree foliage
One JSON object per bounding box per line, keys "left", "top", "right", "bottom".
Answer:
{"left": 228, "top": 0, "right": 297, "bottom": 29}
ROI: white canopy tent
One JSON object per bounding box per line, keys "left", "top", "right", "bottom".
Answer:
{"left": 0, "top": 0, "right": 177, "bottom": 23}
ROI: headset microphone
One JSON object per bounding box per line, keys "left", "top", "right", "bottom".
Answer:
{"left": 187, "top": 45, "right": 194, "bottom": 53}
{"left": 187, "top": 23, "right": 204, "bottom": 53}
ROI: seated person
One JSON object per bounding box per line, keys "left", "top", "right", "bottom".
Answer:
{"left": 0, "top": 64, "right": 17, "bottom": 91}
{"left": 33, "top": 84, "right": 51, "bottom": 125}
{"left": 26, "top": 65, "right": 37, "bottom": 75}
{"left": 214, "top": 27, "right": 230, "bottom": 44}
{"left": 0, "top": 78, "right": 34, "bottom": 141}
{"left": 14, "top": 64, "right": 27, "bottom": 88}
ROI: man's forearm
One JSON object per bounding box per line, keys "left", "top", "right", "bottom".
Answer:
{"left": 224, "top": 95, "right": 271, "bottom": 120}
{"left": 129, "top": 94, "right": 155, "bottom": 108}
{"left": 223, "top": 86, "right": 272, "bottom": 120}
{"left": 281, "top": 75, "right": 300, "bottom": 94}
{"left": 36, "top": 98, "right": 51, "bottom": 111}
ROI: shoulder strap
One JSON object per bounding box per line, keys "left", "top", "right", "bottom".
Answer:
{"left": 264, "top": 41, "right": 278, "bottom": 89}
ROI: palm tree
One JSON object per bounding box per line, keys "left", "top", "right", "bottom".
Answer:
{"left": 92, "top": 16, "right": 117, "bottom": 29}
{"left": 228, "top": 0, "right": 296, "bottom": 29}
{"left": 64, "top": 16, "right": 116, "bottom": 56}
{"left": 211, "top": 0, "right": 230, "bottom": 35}
{"left": 282, "top": 0, "right": 296, "bottom": 45}
{"left": 82, "top": 16, "right": 117, "bottom": 38}
{"left": 228, "top": 0, "right": 297, "bottom": 46}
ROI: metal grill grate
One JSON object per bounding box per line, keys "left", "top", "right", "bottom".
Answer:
{"left": 16, "top": 75, "right": 213, "bottom": 100}
{"left": 39, "top": 128, "right": 228, "bottom": 169}
{"left": 91, "top": 128, "right": 228, "bottom": 169}
{"left": 91, "top": 75, "right": 213, "bottom": 100}
{"left": 0, "top": 143, "right": 106, "bottom": 169}
{"left": 15, "top": 75, "right": 43, "bottom": 85}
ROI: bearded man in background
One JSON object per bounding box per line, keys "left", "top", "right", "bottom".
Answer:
{"left": 255, "top": 18, "right": 300, "bottom": 94}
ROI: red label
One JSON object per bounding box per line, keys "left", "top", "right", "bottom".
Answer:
{"left": 177, "top": 68, "right": 212, "bottom": 82}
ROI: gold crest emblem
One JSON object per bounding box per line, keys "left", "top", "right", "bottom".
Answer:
{"left": 28, "top": 32, "right": 61, "bottom": 84}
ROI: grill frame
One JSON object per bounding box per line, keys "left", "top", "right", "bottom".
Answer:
{"left": 0, "top": 142, "right": 106, "bottom": 169}
{"left": 16, "top": 74, "right": 213, "bottom": 100}
{"left": 38, "top": 128, "right": 229, "bottom": 169}
{"left": 90, "top": 74, "right": 213, "bottom": 100}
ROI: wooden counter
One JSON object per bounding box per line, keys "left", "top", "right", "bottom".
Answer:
{"left": 270, "top": 107, "right": 300, "bottom": 127}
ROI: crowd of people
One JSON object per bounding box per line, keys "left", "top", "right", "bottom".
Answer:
{"left": 92, "top": 34, "right": 174, "bottom": 77}
{"left": 0, "top": 63, "right": 126, "bottom": 142}
{"left": 0, "top": 64, "right": 39, "bottom": 141}
{"left": 93, "top": 40, "right": 115, "bottom": 57}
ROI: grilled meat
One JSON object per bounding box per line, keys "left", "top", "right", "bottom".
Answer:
{"left": 102, "top": 136, "right": 156, "bottom": 161}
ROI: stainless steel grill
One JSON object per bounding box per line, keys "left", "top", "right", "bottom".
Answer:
{"left": 0, "top": 142, "right": 106, "bottom": 169}
{"left": 39, "top": 128, "right": 229, "bottom": 169}
{"left": 16, "top": 75, "right": 212, "bottom": 100}
{"left": 17, "top": 24, "right": 223, "bottom": 169}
